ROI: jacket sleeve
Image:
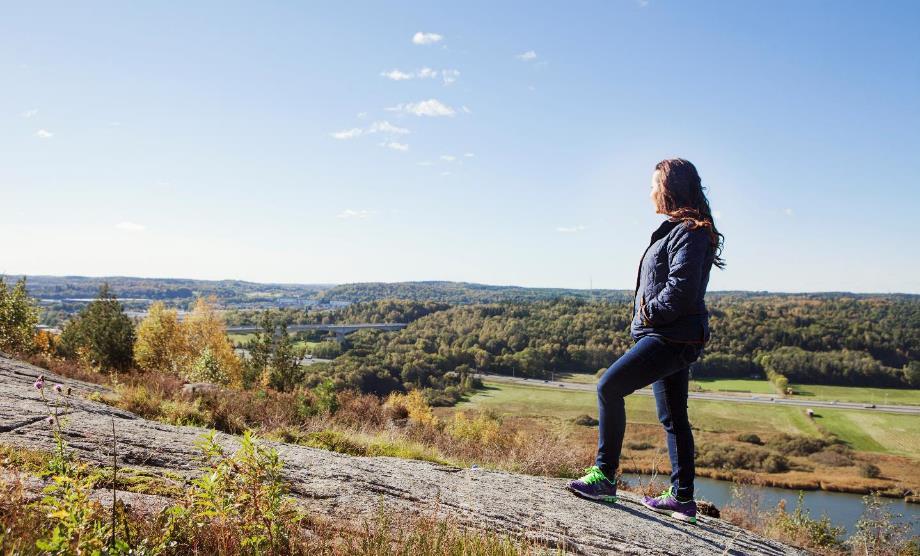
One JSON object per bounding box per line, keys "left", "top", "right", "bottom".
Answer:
{"left": 642, "top": 225, "right": 710, "bottom": 326}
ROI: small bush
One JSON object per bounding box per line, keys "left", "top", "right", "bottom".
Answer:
{"left": 735, "top": 433, "right": 763, "bottom": 445}
{"left": 766, "top": 433, "right": 828, "bottom": 456}
{"left": 765, "top": 493, "right": 844, "bottom": 552}
{"left": 625, "top": 441, "right": 654, "bottom": 450}
{"left": 573, "top": 414, "right": 599, "bottom": 427}
{"left": 696, "top": 443, "right": 789, "bottom": 473}
{"left": 304, "top": 430, "right": 367, "bottom": 456}
{"left": 809, "top": 447, "right": 854, "bottom": 467}
{"left": 857, "top": 462, "right": 881, "bottom": 478}
{"left": 385, "top": 390, "right": 438, "bottom": 428}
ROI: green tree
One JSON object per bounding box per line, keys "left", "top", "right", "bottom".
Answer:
{"left": 268, "top": 321, "right": 304, "bottom": 392}
{"left": 60, "top": 284, "right": 135, "bottom": 371}
{"left": 0, "top": 277, "right": 39, "bottom": 354}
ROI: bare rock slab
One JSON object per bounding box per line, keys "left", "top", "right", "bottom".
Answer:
{"left": 0, "top": 354, "right": 803, "bottom": 555}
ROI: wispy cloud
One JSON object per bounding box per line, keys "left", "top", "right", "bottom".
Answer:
{"left": 416, "top": 161, "right": 434, "bottom": 166}
{"left": 439, "top": 155, "right": 456, "bottom": 162}
{"left": 412, "top": 32, "right": 443, "bottom": 45}
{"left": 387, "top": 99, "right": 456, "bottom": 117}
{"left": 331, "top": 121, "right": 409, "bottom": 141}
{"left": 116, "top": 221, "right": 146, "bottom": 232}
{"left": 331, "top": 128, "right": 363, "bottom": 140}
{"left": 35, "top": 129, "right": 53, "bottom": 139}
{"left": 440, "top": 69, "right": 460, "bottom": 85}
{"left": 516, "top": 50, "right": 538, "bottom": 61}
{"left": 464, "top": 152, "right": 475, "bottom": 158}
{"left": 380, "top": 141, "right": 409, "bottom": 151}
{"left": 381, "top": 67, "right": 460, "bottom": 85}
{"left": 461, "top": 105, "right": 472, "bottom": 114}
{"left": 783, "top": 208, "right": 794, "bottom": 216}
{"left": 337, "top": 209, "right": 376, "bottom": 219}
{"left": 381, "top": 69, "right": 413, "bottom": 81}
{"left": 22, "top": 109, "right": 38, "bottom": 118}
{"left": 368, "top": 120, "right": 409, "bottom": 134}
{"left": 556, "top": 225, "right": 587, "bottom": 233}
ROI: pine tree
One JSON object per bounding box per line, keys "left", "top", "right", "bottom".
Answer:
{"left": 60, "top": 284, "right": 135, "bottom": 371}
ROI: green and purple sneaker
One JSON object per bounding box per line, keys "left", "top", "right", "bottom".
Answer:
{"left": 641, "top": 486, "right": 697, "bottom": 524}
{"left": 567, "top": 466, "right": 618, "bottom": 503}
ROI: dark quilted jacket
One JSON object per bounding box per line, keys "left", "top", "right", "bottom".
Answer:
{"left": 629, "top": 218, "right": 715, "bottom": 344}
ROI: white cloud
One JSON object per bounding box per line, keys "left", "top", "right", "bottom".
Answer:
{"left": 380, "top": 141, "right": 409, "bottom": 152}
{"left": 381, "top": 69, "right": 413, "bottom": 81}
{"left": 331, "top": 128, "right": 363, "bottom": 140}
{"left": 441, "top": 69, "right": 460, "bottom": 85}
{"left": 356, "top": 112, "right": 368, "bottom": 119}
{"left": 337, "top": 209, "right": 375, "bottom": 219}
{"left": 331, "top": 121, "right": 410, "bottom": 142}
{"left": 116, "top": 221, "right": 146, "bottom": 232}
{"left": 464, "top": 152, "right": 475, "bottom": 158}
{"left": 387, "top": 99, "right": 455, "bottom": 117}
{"left": 416, "top": 161, "right": 434, "bottom": 166}
{"left": 783, "top": 208, "right": 794, "bottom": 216}
{"left": 381, "top": 67, "right": 458, "bottom": 85}
{"left": 368, "top": 120, "right": 409, "bottom": 135}
{"left": 412, "top": 32, "right": 443, "bottom": 45}
{"left": 461, "top": 105, "right": 472, "bottom": 114}
{"left": 440, "top": 171, "right": 451, "bottom": 176}
{"left": 22, "top": 109, "right": 38, "bottom": 118}
{"left": 516, "top": 50, "right": 538, "bottom": 61}
{"left": 556, "top": 225, "right": 586, "bottom": 233}
{"left": 417, "top": 67, "right": 438, "bottom": 79}
{"left": 439, "top": 155, "right": 456, "bottom": 162}
{"left": 35, "top": 129, "right": 53, "bottom": 139}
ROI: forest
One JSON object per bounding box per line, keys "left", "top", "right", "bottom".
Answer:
{"left": 301, "top": 295, "right": 918, "bottom": 401}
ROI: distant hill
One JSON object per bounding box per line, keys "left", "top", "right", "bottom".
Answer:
{"left": 18, "top": 275, "right": 329, "bottom": 303}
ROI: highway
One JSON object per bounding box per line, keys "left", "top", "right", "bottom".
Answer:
{"left": 477, "top": 373, "right": 920, "bottom": 415}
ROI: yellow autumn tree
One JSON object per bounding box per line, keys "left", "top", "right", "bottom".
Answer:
{"left": 134, "top": 302, "right": 188, "bottom": 375}
{"left": 184, "top": 296, "right": 243, "bottom": 386}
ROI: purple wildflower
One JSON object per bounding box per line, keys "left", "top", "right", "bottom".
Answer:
{"left": 33, "top": 379, "right": 44, "bottom": 390}
{"left": 46, "top": 416, "right": 54, "bottom": 426}
{"left": 53, "top": 384, "right": 63, "bottom": 394}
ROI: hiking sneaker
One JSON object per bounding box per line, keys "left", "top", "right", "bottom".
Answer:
{"left": 567, "top": 466, "right": 617, "bottom": 503}
{"left": 641, "top": 486, "right": 697, "bottom": 524}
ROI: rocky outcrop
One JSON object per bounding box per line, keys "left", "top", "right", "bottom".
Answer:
{"left": 0, "top": 354, "right": 802, "bottom": 555}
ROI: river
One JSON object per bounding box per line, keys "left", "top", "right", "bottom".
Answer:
{"left": 621, "top": 473, "right": 919, "bottom": 536}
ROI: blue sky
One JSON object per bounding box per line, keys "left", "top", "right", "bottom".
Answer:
{"left": 2, "top": 1, "right": 918, "bottom": 293}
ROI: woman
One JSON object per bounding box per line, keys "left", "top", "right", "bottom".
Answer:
{"left": 567, "top": 158, "right": 725, "bottom": 524}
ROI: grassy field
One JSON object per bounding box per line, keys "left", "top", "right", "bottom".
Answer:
{"left": 458, "top": 381, "right": 920, "bottom": 459}
{"left": 692, "top": 378, "right": 778, "bottom": 394}
{"left": 792, "top": 384, "right": 920, "bottom": 406}
{"left": 548, "top": 374, "right": 920, "bottom": 406}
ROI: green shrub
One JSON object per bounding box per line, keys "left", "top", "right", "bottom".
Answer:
{"left": 625, "top": 441, "right": 654, "bottom": 450}
{"left": 573, "top": 414, "right": 599, "bottom": 427}
{"left": 0, "top": 277, "right": 39, "bottom": 354}
{"left": 697, "top": 443, "right": 789, "bottom": 473}
{"left": 857, "top": 462, "right": 881, "bottom": 478}
{"left": 766, "top": 492, "right": 844, "bottom": 551}
{"left": 735, "top": 433, "right": 763, "bottom": 445}
{"left": 766, "top": 433, "right": 828, "bottom": 456}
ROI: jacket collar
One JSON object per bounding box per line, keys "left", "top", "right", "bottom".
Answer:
{"left": 650, "top": 218, "right": 681, "bottom": 244}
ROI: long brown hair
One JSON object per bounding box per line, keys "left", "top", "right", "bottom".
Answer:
{"left": 653, "top": 158, "right": 725, "bottom": 269}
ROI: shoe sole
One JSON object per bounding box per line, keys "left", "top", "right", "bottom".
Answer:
{"left": 567, "top": 485, "right": 617, "bottom": 503}
{"left": 641, "top": 501, "right": 697, "bottom": 524}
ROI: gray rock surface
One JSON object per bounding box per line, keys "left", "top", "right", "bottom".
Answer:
{"left": 0, "top": 353, "right": 803, "bottom": 555}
